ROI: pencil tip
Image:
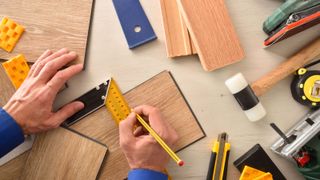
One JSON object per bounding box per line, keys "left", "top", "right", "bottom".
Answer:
{"left": 178, "top": 160, "right": 184, "bottom": 166}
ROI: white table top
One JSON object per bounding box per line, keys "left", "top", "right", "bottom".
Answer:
{"left": 55, "top": 0, "right": 320, "bottom": 179}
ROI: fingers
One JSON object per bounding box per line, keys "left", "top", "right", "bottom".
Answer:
{"left": 38, "top": 51, "right": 78, "bottom": 82}
{"left": 29, "top": 50, "right": 52, "bottom": 76}
{"left": 31, "top": 48, "right": 69, "bottom": 78}
{"left": 133, "top": 105, "right": 165, "bottom": 129}
{"left": 119, "top": 112, "right": 137, "bottom": 141}
{"left": 134, "top": 105, "right": 155, "bottom": 116}
{"left": 133, "top": 126, "right": 148, "bottom": 137}
{"left": 46, "top": 64, "right": 83, "bottom": 94}
{"left": 133, "top": 105, "right": 179, "bottom": 146}
{"left": 51, "top": 101, "right": 84, "bottom": 126}
{"left": 38, "top": 49, "right": 53, "bottom": 61}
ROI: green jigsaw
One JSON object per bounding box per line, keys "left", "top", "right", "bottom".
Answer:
{"left": 263, "top": 0, "right": 320, "bottom": 35}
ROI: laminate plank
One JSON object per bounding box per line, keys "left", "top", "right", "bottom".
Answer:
{"left": 177, "top": 0, "right": 245, "bottom": 71}
{"left": 71, "top": 70, "right": 205, "bottom": 179}
{"left": 0, "top": 63, "right": 28, "bottom": 180}
{"left": 20, "top": 127, "right": 108, "bottom": 180}
{"left": 0, "top": 0, "right": 94, "bottom": 64}
{"left": 0, "top": 152, "right": 28, "bottom": 180}
{"left": 0, "top": 65, "right": 15, "bottom": 107}
{"left": 160, "top": 0, "right": 197, "bottom": 58}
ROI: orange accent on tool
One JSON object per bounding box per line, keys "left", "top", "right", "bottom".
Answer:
{"left": 264, "top": 12, "right": 320, "bottom": 46}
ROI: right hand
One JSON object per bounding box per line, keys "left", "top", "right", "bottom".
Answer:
{"left": 119, "top": 105, "right": 179, "bottom": 172}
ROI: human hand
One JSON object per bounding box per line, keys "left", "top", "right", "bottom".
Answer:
{"left": 119, "top": 105, "right": 179, "bottom": 172}
{"left": 3, "top": 48, "right": 84, "bottom": 134}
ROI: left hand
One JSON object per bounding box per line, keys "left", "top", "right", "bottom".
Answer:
{"left": 3, "top": 48, "right": 84, "bottom": 134}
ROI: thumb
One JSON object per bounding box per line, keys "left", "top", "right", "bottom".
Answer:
{"left": 52, "top": 101, "right": 84, "bottom": 125}
{"left": 119, "top": 112, "right": 137, "bottom": 141}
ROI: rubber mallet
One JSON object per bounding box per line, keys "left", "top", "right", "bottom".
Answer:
{"left": 225, "top": 38, "right": 320, "bottom": 122}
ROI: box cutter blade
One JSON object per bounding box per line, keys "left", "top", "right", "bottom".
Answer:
{"left": 62, "top": 79, "right": 111, "bottom": 127}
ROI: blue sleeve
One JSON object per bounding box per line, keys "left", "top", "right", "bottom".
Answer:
{"left": 128, "top": 169, "right": 168, "bottom": 180}
{"left": 0, "top": 108, "right": 24, "bottom": 158}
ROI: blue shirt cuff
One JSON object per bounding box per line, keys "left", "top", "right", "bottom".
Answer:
{"left": 128, "top": 169, "right": 168, "bottom": 180}
{"left": 0, "top": 108, "right": 25, "bottom": 158}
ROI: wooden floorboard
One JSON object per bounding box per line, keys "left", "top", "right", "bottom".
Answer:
{"left": 71, "top": 71, "right": 205, "bottom": 179}
{"left": 177, "top": 0, "right": 245, "bottom": 71}
{"left": 20, "top": 127, "right": 107, "bottom": 180}
{"left": 0, "top": 0, "right": 94, "bottom": 65}
{"left": 160, "top": 0, "right": 196, "bottom": 58}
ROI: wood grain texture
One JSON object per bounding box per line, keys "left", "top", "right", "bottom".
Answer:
{"left": 70, "top": 71, "right": 205, "bottom": 179}
{"left": 252, "top": 37, "right": 320, "bottom": 96}
{"left": 0, "top": 152, "right": 28, "bottom": 180}
{"left": 0, "top": 65, "right": 15, "bottom": 106}
{"left": 0, "top": 0, "right": 94, "bottom": 64}
{"left": 20, "top": 127, "right": 107, "bottom": 180}
{"left": 0, "top": 64, "right": 28, "bottom": 180}
{"left": 177, "top": 0, "right": 245, "bottom": 71}
{"left": 160, "top": 0, "right": 196, "bottom": 58}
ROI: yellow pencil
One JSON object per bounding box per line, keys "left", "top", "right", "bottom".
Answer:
{"left": 134, "top": 112, "right": 184, "bottom": 166}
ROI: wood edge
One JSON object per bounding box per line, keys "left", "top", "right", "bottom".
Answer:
{"left": 82, "top": 0, "right": 95, "bottom": 70}
{"left": 177, "top": 0, "right": 245, "bottom": 71}
{"left": 167, "top": 71, "right": 206, "bottom": 152}
{"left": 159, "top": 0, "right": 174, "bottom": 58}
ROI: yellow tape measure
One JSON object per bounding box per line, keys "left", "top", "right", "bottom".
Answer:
{"left": 105, "top": 78, "right": 131, "bottom": 125}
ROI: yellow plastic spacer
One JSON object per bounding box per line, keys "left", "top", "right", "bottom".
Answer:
{"left": 239, "top": 166, "right": 267, "bottom": 180}
{"left": 2, "top": 54, "right": 29, "bottom": 89}
{"left": 0, "top": 17, "right": 25, "bottom": 52}
{"left": 254, "top": 172, "right": 273, "bottom": 180}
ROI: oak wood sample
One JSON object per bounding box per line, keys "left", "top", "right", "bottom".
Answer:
{"left": 0, "top": 0, "right": 94, "bottom": 64}
{"left": 71, "top": 71, "right": 205, "bottom": 179}
{"left": 177, "top": 0, "right": 245, "bottom": 71}
{"left": 21, "top": 127, "right": 107, "bottom": 180}
{"left": 0, "top": 65, "right": 28, "bottom": 180}
{"left": 160, "top": 0, "right": 196, "bottom": 57}
{"left": 0, "top": 65, "right": 15, "bottom": 106}
{"left": 0, "top": 152, "right": 27, "bottom": 180}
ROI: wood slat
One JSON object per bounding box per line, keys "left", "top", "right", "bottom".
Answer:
{"left": 20, "top": 127, "right": 107, "bottom": 180}
{"left": 0, "top": 0, "right": 94, "bottom": 64}
{"left": 160, "top": 0, "right": 196, "bottom": 58}
{"left": 177, "top": 0, "right": 245, "bottom": 71}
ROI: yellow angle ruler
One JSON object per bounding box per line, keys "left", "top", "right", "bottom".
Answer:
{"left": 105, "top": 78, "right": 131, "bottom": 125}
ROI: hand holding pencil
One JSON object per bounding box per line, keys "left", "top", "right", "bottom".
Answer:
{"left": 119, "top": 105, "right": 180, "bottom": 172}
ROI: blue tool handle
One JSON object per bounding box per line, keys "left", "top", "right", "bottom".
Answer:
{"left": 112, "top": 0, "right": 157, "bottom": 48}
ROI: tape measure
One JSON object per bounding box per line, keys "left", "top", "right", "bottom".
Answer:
{"left": 291, "top": 59, "right": 320, "bottom": 108}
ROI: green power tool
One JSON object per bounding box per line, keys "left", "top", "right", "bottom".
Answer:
{"left": 263, "top": 0, "right": 320, "bottom": 35}
{"left": 270, "top": 109, "right": 320, "bottom": 180}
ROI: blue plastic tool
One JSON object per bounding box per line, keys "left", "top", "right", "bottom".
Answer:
{"left": 112, "top": 0, "right": 157, "bottom": 49}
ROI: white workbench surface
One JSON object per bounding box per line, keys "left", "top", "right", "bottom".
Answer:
{"left": 55, "top": 0, "right": 320, "bottom": 179}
